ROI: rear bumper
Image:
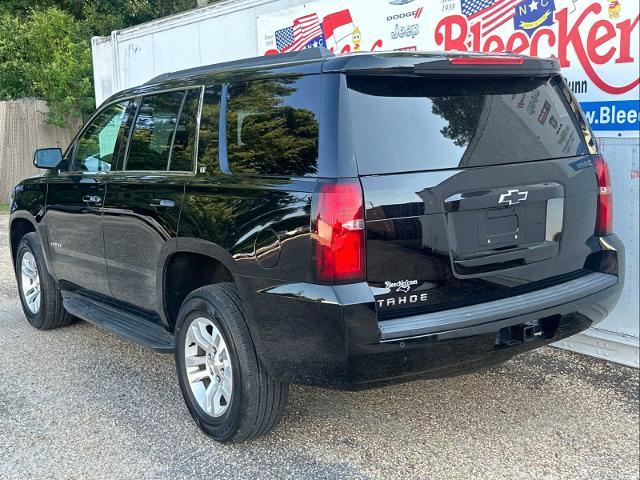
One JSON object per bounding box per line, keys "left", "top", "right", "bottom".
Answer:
{"left": 378, "top": 272, "right": 616, "bottom": 342}
{"left": 238, "top": 234, "right": 624, "bottom": 390}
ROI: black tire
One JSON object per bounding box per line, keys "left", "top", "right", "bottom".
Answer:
{"left": 16, "top": 232, "right": 74, "bottom": 330}
{"left": 175, "top": 282, "right": 289, "bottom": 442}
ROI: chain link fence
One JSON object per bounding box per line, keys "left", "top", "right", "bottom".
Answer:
{"left": 0, "top": 99, "right": 81, "bottom": 203}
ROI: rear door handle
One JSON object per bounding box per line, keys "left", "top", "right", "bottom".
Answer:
{"left": 150, "top": 199, "right": 175, "bottom": 208}
{"left": 83, "top": 195, "right": 102, "bottom": 205}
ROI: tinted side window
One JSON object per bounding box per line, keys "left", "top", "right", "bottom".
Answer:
{"left": 113, "top": 99, "right": 139, "bottom": 171}
{"left": 126, "top": 91, "right": 185, "bottom": 171}
{"left": 169, "top": 89, "right": 201, "bottom": 172}
{"left": 73, "top": 101, "right": 129, "bottom": 172}
{"left": 226, "top": 76, "right": 321, "bottom": 176}
{"left": 197, "top": 85, "right": 222, "bottom": 175}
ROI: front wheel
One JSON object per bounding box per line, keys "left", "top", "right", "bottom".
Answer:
{"left": 175, "top": 283, "right": 288, "bottom": 442}
{"left": 16, "top": 232, "right": 73, "bottom": 330}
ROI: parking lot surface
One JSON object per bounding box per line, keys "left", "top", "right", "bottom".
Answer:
{"left": 0, "top": 213, "right": 638, "bottom": 480}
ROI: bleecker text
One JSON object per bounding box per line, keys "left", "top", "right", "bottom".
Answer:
{"left": 434, "top": 2, "right": 639, "bottom": 95}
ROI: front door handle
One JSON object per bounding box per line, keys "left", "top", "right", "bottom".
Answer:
{"left": 83, "top": 195, "right": 102, "bottom": 205}
{"left": 150, "top": 199, "right": 175, "bottom": 208}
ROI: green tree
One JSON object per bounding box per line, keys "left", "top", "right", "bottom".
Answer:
{"left": 0, "top": 7, "right": 93, "bottom": 126}
{"left": 0, "top": 1, "right": 200, "bottom": 35}
{"left": 0, "top": 1, "right": 201, "bottom": 126}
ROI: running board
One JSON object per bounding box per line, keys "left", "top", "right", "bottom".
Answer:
{"left": 62, "top": 291, "right": 175, "bottom": 353}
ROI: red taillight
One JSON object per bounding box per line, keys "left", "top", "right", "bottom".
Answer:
{"left": 312, "top": 180, "right": 366, "bottom": 283}
{"left": 449, "top": 56, "right": 524, "bottom": 65}
{"left": 593, "top": 155, "right": 613, "bottom": 236}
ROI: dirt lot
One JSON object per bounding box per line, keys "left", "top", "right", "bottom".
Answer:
{"left": 0, "top": 212, "right": 638, "bottom": 480}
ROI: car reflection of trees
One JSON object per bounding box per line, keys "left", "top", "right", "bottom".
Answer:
{"left": 431, "top": 95, "right": 485, "bottom": 148}
{"left": 198, "top": 86, "right": 221, "bottom": 174}
{"left": 233, "top": 225, "right": 308, "bottom": 263}
{"left": 227, "top": 78, "right": 319, "bottom": 177}
{"left": 181, "top": 79, "right": 318, "bottom": 261}
{"left": 182, "top": 183, "right": 311, "bottom": 261}
{"left": 176, "top": 79, "right": 319, "bottom": 273}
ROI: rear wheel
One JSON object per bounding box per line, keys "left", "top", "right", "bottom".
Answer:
{"left": 175, "top": 283, "right": 288, "bottom": 442}
{"left": 16, "top": 233, "right": 74, "bottom": 330}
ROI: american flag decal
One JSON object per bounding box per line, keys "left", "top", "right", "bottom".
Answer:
{"left": 462, "top": 0, "right": 496, "bottom": 17}
{"left": 274, "top": 13, "right": 325, "bottom": 52}
{"left": 462, "top": 0, "right": 525, "bottom": 38}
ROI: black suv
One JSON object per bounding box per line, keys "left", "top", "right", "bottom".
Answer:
{"left": 9, "top": 49, "right": 624, "bottom": 442}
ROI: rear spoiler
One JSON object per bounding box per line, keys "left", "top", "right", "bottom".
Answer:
{"left": 322, "top": 52, "right": 560, "bottom": 77}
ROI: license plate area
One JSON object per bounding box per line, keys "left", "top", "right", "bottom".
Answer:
{"left": 445, "top": 183, "right": 564, "bottom": 276}
{"left": 483, "top": 213, "right": 519, "bottom": 246}
{"left": 450, "top": 203, "right": 547, "bottom": 253}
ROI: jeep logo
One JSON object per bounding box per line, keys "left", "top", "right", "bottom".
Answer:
{"left": 391, "top": 23, "right": 420, "bottom": 39}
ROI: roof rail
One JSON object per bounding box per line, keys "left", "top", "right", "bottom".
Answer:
{"left": 146, "top": 47, "right": 334, "bottom": 84}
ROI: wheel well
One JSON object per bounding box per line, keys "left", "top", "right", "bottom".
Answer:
{"left": 164, "top": 252, "right": 234, "bottom": 331}
{"left": 10, "top": 219, "right": 36, "bottom": 263}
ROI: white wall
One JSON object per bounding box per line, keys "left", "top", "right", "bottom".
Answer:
{"left": 91, "top": 0, "right": 304, "bottom": 104}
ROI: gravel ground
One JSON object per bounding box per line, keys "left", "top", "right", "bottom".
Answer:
{"left": 0, "top": 212, "right": 638, "bottom": 480}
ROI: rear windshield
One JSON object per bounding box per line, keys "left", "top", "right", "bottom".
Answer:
{"left": 347, "top": 75, "right": 588, "bottom": 175}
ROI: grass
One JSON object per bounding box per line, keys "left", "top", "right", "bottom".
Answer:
{"left": 0, "top": 203, "right": 9, "bottom": 213}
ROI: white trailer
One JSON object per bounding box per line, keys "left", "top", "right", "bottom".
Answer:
{"left": 91, "top": 0, "right": 639, "bottom": 367}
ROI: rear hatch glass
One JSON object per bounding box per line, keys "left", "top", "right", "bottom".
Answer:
{"left": 347, "top": 75, "right": 589, "bottom": 174}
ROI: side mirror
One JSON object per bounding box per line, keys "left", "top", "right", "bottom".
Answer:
{"left": 33, "top": 148, "right": 63, "bottom": 169}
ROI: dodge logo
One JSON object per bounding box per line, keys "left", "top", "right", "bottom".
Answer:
{"left": 498, "top": 189, "right": 529, "bottom": 206}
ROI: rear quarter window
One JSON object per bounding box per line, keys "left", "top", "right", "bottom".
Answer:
{"left": 225, "top": 76, "right": 321, "bottom": 177}
{"left": 347, "top": 75, "right": 589, "bottom": 175}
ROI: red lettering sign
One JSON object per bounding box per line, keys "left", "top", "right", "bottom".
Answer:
{"left": 434, "top": 3, "right": 639, "bottom": 95}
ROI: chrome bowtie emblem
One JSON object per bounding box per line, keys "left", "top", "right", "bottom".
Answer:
{"left": 498, "top": 189, "right": 528, "bottom": 206}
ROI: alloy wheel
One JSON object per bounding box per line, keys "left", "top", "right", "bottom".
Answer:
{"left": 20, "top": 251, "right": 41, "bottom": 314}
{"left": 184, "top": 317, "right": 233, "bottom": 417}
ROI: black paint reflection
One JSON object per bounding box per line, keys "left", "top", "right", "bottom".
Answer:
{"left": 364, "top": 156, "right": 597, "bottom": 320}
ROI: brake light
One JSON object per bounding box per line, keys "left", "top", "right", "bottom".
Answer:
{"left": 312, "top": 180, "right": 366, "bottom": 283}
{"left": 593, "top": 155, "right": 613, "bottom": 236}
{"left": 449, "top": 56, "right": 524, "bottom": 65}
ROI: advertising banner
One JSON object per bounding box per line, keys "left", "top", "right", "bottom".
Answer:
{"left": 257, "top": 0, "right": 639, "bottom": 137}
